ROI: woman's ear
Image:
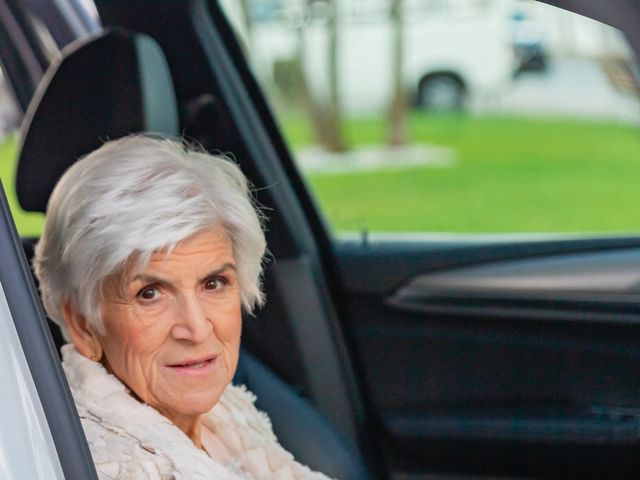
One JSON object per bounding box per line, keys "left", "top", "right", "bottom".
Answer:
{"left": 62, "top": 300, "right": 103, "bottom": 362}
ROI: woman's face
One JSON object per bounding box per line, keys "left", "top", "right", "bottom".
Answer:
{"left": 96, "top": 227, "right": 242, "bottom": 425}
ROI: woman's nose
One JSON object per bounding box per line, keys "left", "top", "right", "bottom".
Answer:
{"left": 171, "top": 292, "right": 213, "bottom": 342}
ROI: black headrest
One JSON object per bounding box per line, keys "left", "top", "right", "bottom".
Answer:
{"left": 17, "top": 28, "right": 179, "bottom": 213}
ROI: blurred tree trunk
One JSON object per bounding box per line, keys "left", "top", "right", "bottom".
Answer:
{"left": 323, "top": 0, "right": 347, "bottom": 152}
{"left": 387, "top": 0, "right": 408, "bottom": 146}
{"left": 292, "top": 0, "right": 346, "bottom": 153}
{"left": 293, "top": 17, "right": 327, "bottom": 147}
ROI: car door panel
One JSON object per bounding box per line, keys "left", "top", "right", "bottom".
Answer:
{"left": 389, "top": 248, "right": 640, "bottom": 322}
{"left": 334, "top": 238, "right": 640, "bottom": 476}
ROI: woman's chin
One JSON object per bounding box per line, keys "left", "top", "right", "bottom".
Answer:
{"left": 173, "top": 387, "right": 224, "bottom": 416}
{"left": 155, "top": 364, "right": 230, "bottom": 415}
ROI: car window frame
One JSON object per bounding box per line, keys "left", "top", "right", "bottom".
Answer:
{"left": 0, "top": 180, "right": 97, "bottom": 479}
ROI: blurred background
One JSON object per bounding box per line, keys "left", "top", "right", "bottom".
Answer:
{"left": 2, "top": 0, "right": 640, "bottom": 235}
{"left": 220, "top": 0, "right": 640, "bottom": 235}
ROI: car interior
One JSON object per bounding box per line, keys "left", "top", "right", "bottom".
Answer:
{"left": 3, "top": 0, "right": 640, "bottom": 478}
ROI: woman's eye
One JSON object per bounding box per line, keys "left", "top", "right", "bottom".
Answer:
{"left": 137, "top": 286, "right": 160, "bottom": 301}
{"left": 204, "top": 277, "right": 226, "bottom": 290}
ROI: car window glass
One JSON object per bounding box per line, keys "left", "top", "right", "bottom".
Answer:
{"left": 221, "top": 0, "right": 640, "bottom": 235}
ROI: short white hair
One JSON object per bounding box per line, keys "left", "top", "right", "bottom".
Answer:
{"left": 34, "top": 135, "right": 266, "bottom": 340}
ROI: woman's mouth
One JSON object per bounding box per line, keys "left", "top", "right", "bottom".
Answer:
{"left": 166, "top": 356, "right": 217, "bottom": 375}
{"left": 182, "top": 360, "right": 209, "bottom": 369}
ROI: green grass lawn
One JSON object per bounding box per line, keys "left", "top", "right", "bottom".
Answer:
{"left": 2, "top": 113, "right": 640, "bottom": 236}
{"left": 285, "top": 113, "right": 640, "bottom": 233}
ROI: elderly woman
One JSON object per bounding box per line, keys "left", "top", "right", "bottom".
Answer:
{"left": 34, "top": 135, "right": 331, "bottom": 479}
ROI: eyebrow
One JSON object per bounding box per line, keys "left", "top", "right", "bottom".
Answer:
{"left": 129, "top": 262, "right": 237, "bottom": 285}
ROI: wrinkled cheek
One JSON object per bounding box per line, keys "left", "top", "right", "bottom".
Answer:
{"left": 151, "top": 371, "right": 180, "bottom": 403}
{"left": 118, "top": 350, "right": 146, "bottom": 389}
{"left": 104, "top": 317, "right": 142, "bottom": 348}
{"left": 104, "top": 342, "right": 151, "bottom": 399}
{"left": 212, "top": 306, "right": 242, "bottom": 379}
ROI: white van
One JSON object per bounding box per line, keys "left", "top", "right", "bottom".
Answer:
{"left": 243, "top": 0, "right": 521, "bottom": 114}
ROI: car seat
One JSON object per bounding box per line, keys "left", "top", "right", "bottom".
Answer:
{"left": 16, "top": 28, "right": 371, "bottom": 480}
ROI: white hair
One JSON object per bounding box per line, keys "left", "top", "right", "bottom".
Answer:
{"left": 34, "top": 135, "right": 266, "bottom": 340}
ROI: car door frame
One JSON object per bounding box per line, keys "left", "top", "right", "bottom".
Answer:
{"left": 0, "top": 180, "right": 98, "bottom": 479}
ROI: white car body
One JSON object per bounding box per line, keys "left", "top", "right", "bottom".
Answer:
{"left": 246, "top": 0, "right": 518, "bottom": 113}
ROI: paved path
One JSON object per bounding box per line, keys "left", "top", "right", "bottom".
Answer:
{"left": 499, "top": 57, "right": 640, "bottom": 123}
